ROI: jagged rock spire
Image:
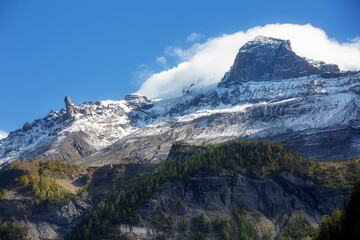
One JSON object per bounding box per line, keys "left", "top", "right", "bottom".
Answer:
{"left": 64, "top": 96, "right": 77, "bottom": 119}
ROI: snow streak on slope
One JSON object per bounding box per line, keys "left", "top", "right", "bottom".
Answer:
{"left": 60, "top": 100, "right": 138, "bottom": 150}
{"left": 134, "top": 72, "right": 360, "bottom": 122}
{"left": 0, "top": 97, "right": 146, "bottom": 165}
{"left": 2, "top": 73, "right": 360, "bottom": 165}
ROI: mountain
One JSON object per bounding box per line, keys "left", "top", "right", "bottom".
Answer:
{"left": 1, "top": 36, "right": 360, "bottom": 166}
{"left": 218, "top": 35, "right": 339, "bottom": 87}
{"left": 1, "top": 36, "right": 360, "bottom": 239}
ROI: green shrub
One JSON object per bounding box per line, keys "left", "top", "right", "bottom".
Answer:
{"left": 17, "top": 174, "right": 73, "bottom": 204}
{"left": 179, "top": 218, "right": 187, "bottom": 232}
{"left": 190, "top": 214, "right": 210, "bottom": 240}
{"left": 0, "top": 221, "right": 28, "bottom": 240}
{"left": 41, "top": 159, "right": 78, "bottom": 174}
{"left": 213, "top": 216, "right": 237, "bottom": 240}
{"left": 152, "top": 208, "right": 173, "bottom": 231}
{"left": 315, "top": 180, "right": 360, "bottom": 240}
{"left": 0, "top": 189, "right": 7, "bottom": 198}
{"left": 277, "top": 215, "right": 316, "bottom": 240}
{"left": 233, "top": 207, "right": 260, "bottom": 240}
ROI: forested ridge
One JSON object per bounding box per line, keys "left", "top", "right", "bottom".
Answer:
{"left": 67, "top": 139, "right": 360, "bottom": 240}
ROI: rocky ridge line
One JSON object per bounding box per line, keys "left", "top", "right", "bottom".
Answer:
{"left": 0, "top": 36, "right": 359, "bottom": 166}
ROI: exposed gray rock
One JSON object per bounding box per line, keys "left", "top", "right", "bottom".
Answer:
{"left": 133, "top": 170, "right": 350, "bottom": 239}
{"left": 125, "top": 93, "right": 153, "bottom": 118}
{"left": 321, "top": 71, "right": 360, "bottom": 79}
{"left": 269, "top": 125, "right": 358, "bottom": 161}
{"left": 64, "top": 96, "right": 77, "bottom": 119}
{"left": 22, "top": 122, "right": 32, "bottom": 132}
{"left": 118, "top": 225, "right": 162, "bottom": 239}
{"left": 80, "top": 105, "right": 94, "bottom": 116}
{"left": 218, "top": 36, "right": 339, "bottom": 88}
{"left": 0, "top": 197, "right": 91, "bottom": 239}
{"left": 42, "top": 131, "right": 97, "bottom": 162}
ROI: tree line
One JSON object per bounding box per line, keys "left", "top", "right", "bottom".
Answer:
{"left": 67, "top": 139, "right": 360, "bottom": 239}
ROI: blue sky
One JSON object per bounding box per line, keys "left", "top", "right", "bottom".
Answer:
{"left": 0, "top": 0, "right": 359, "bottom": 135}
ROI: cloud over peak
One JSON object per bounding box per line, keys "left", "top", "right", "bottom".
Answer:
{"left": 0, "top": 130, "right": 8, "bottom": 140}
{"left": 138, "top": 23, "right": 360, "bottom": 99}
{"left": 186, "top": 33, "right": 204, "bottom": 42}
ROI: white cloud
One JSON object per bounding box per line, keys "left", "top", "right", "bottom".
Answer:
{"left": 156, "top": 56, "right": 167, "bottom": 67}
{"left": 131, "top": 64, "right": 155, "bottom": 87}
{"left": 187, "top": 33, "right": 204, "bottom": 42}
{"left": 138, "top": 23, "right": 360, "bottom": 99}
{"left": 164, "top": 45, "right": 200, "bottom": 61}
{"left": 0, "top": 130, "right": 8, "bottom": 140}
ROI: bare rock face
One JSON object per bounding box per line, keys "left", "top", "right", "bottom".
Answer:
{"left": 218, "top": 36, "right": 339, "bottom": 88}
{"left": 22, "top": 122, "right": 32, "bottom": 132}
{"left": 41, "top": 131, "right": 97, "bottom": 162}
{"left": 134, "top": 170, "right": 350, "bottom": 239}
{"left": 124, "top": 92, "right": 153, "bottom": 110}
{"left": 80, "top": 105, "right": 94, "bottom": 116}
{"left": 64, "top": 96, "right": 77, "bottom": 119}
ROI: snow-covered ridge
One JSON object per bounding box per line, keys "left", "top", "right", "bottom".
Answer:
{"left": 1, "top": 72, "right": 360, "bottom": 166}
{"left": 240, "top": 35, "right": 285, "bottom": 53}
{"left": 1, "top": 36, "right": 359, "bottom": 165}
{"left": 60, "top": 99, "right": 137, "bottom": 149}
{"left": 134, "top": 72, "right": 360, "bottom": 121}
{"left": 0, "top": 95, "right": 152, "bottom": 165}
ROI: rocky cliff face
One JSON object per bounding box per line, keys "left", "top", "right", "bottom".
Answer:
{"left": 0, "top": 161, "right": 155, "bottom": 239}
{"left": 0, "top": 36, "right": 359, "bottom": 166}
{"left": 121, "top": 170, "right": 350, "bottom": 239}
{"left": 0, "top": 197, "right": 90, "bottom": 239}
{"left": 218, "top": 36, "right": 339, "bottom": 87}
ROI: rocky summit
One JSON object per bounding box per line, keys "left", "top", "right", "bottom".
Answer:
{"left": 0, "top": 36, "right": 359, "bottom": 166}
{"left": 218, "top": 35, "right": 339, "bottom": 87}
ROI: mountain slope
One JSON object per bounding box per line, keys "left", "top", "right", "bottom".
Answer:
{"left": 0, "top": 94, "right": 150, "bottom": 165}
{"left": 0, "top": 140, "right": 358, "bottom": 239}
{"left": 1, "top": 36, "right": 360, "bottom": 166}
{"left": 68, "top": 140, "right": 355, "bottom": 240}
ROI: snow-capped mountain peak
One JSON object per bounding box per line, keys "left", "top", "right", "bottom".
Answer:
{"left": 219, "top": 36, "right": 339, "bottom": 87}
{"left": 1, "top": 36, "right": 359, "bottom": 166}
{"left": 240, "top": 35, "right": 291, "bottom": 53}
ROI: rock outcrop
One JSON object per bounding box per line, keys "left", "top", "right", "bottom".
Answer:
{"left": 130, "top": 170, "right": 350, "bottom": 239}
{"left": 218, "top": 36, "right": 339, "bottom": 87}
{"left": 0, "top": 198, "right": 90, "bottom": 239}
{"left": 22, "top": 122, "right": 32, "bottom": 132}
{"left": 64, "top": 96, "right": 77, "bottom": 119}
{"left": 80, "top": 105, "right": 94, "bottom": 116}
